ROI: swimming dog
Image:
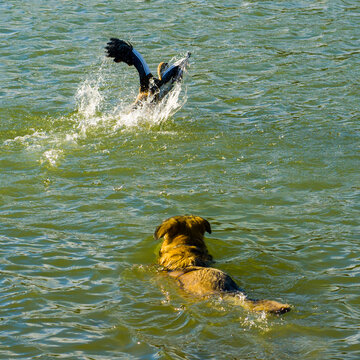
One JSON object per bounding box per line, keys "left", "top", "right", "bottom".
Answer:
{"left": 155, "top": 215, "right": 291, "bottom": 314}
{"left": 105, "top": 38, "right": 190, "bottom": 107}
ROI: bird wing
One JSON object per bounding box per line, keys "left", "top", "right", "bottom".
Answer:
{"left": 105, "top": 38, "right": 153, "bottom": 91}
{"left": 158, "top": 52, "right": 191, "bottom": 86}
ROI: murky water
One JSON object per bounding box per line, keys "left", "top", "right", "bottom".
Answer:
{"left": 1, "top": 1, "right": 359, "bottom": 359}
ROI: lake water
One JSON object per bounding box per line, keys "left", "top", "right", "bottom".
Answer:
{"left": 1, "top": 1, "right": 359, "bottom": 359}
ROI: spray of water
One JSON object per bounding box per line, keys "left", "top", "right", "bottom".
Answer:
{"left": 75, "top": 55, "right": 189, "bottom": 131}
{"left": 113, "top": 81, "right": 187, "bottom": 129}
{"left": 3, "top": 55, "right": 189, "bottom": 167}
{"left": 75, "top": 79, "right": 104, "bottom": 124}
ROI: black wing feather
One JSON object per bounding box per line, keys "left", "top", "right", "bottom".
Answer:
{"left": 105, "top": 38, "right": 134, "bottom": 65}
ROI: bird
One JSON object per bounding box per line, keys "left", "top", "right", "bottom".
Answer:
{"left": 105, "top": 38, "right": 190, "bottom": 107}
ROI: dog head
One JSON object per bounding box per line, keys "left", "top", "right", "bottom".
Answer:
{"left": 154, "top": 215, "right": 212, "bottom": 270}
{"left": 155, "top": 215, "right": 211, "bottom": 241}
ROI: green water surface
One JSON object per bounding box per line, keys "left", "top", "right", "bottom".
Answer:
{"left": 1, "top": 1, "right": 359, "bottom": 359}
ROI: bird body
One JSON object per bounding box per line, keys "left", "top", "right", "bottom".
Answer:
{"left": 105, "top": 38, "right": 190, "bottom": 106}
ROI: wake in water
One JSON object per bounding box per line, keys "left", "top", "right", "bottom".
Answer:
{"left": 3, "top": 54, "right": 189, "bottom": 167}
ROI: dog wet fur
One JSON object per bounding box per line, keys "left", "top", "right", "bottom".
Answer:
{"left": 154, "top": 215, "right": 291, "bottom": 315}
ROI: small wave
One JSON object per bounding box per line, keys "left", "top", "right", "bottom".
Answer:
{"left": 3, "top": 130, "right": 49, "bottom": 149}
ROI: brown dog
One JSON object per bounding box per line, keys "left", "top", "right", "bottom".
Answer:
{"left": 154, "top": 215, "right": 291, "bottom": 314}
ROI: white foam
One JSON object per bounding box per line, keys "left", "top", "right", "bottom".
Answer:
{"left": 40, "top": 149, "right": 63, "bottom": 167}
{"left": 113, "top": 81, "right": 187, "bottom": 129}
{"left": 3, "top": 130, "right": 48, "bottom": 148}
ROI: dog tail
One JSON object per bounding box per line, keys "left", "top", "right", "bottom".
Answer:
{"left": 224, "top": 293, "right": 291, "bottom": 315}
{"left": 105, "top": 38, "right": 153, "bottom": 92}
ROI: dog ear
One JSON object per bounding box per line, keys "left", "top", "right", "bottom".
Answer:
{"left": 154, "top": 217, "right": 177, "bottom": 240}
{"left": 203, "top": 219, "right": 212, "bottom": 234}
{"left": 154, "top": 224, "right": 165, "bottom": 240}
{"left": 191, "top": 216, "right": 212, "bottom": 234}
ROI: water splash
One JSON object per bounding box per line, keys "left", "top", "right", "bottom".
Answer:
{"left": 73, "top": 59, "right": 108, "bottom": 134}
{"left": 113, "top": 81, "right": 187, "bottom": 129}
{"left": 75, "top": 78, "right": 104, "bottom": 121}
{"left": 75, "top": 54, "right": 189, "bottom": 131}
{"left": 2, "top": 54, "right": 189, "bottom": 167}
{"left": 40, "top": 149, "right": 64, "bottom": 167}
